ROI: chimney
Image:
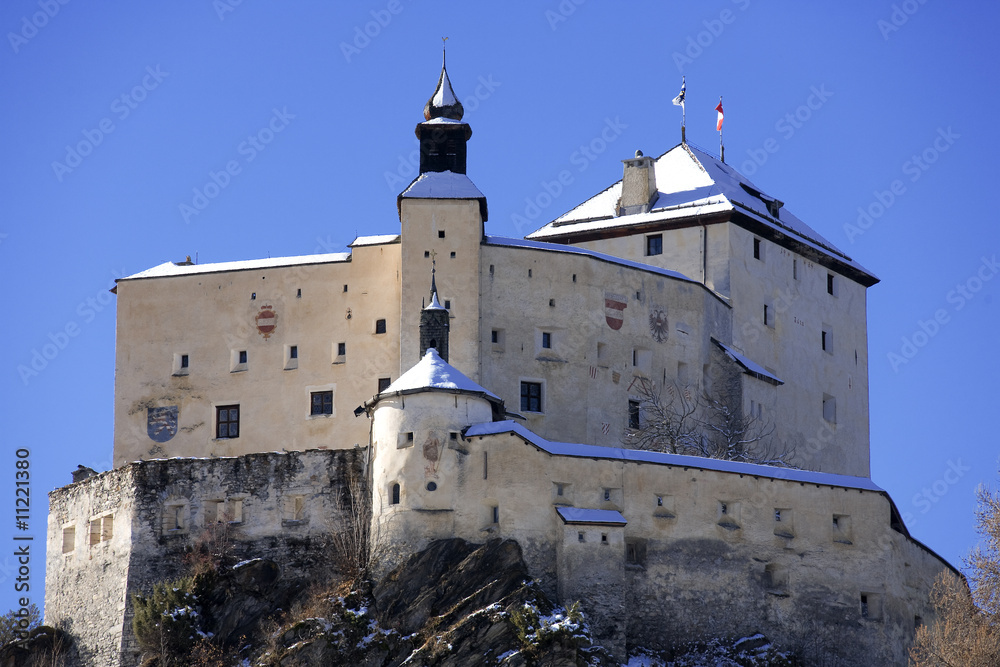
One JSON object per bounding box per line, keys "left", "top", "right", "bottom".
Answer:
{"left": 616, "top": 150, "right": 658, "bottom": 216}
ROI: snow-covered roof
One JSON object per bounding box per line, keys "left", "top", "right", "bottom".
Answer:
{"left": 425, "top": 291, "right": 447, "bottom": 311}
{"left": 484, "top": 236, "right": 703, "bottom": 288}
{"left": 526, "top": 143, "right": 876, "bottom": 285}
{"left": 349, "top": 234, "right": 400, "bottom": 247}
{"left": 400, "top": 171, "right": 485, "bottom": 200}
{"left": 370, "top": 349, "right": 501, "bottom": 406}
{"left": 713, "top": 339, "right": 784, "bottom": 386}
{"left": 556, "top": 507, "right": 627, "bottom": 526}
{"left": 465, "top": 420, "right": 883, "bottom": 492}
{"left": 120, "top": 252, "right": 352, "bottom": 281}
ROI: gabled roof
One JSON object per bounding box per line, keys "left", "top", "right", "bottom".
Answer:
{"left": 556, "top": 507, "right": 627, "bottom": 526}
{"left": 526, "top": 143, "right": 877, "bottom": 286}
{"left": 713, "top": 338, "right": 784, "bottom": 386}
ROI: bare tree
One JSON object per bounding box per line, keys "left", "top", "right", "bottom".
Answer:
{"left": 330, "top": 464, "right": 387, "bottom": 581}
{"left": 623, "top": 376, "right": 795, "bottom": 467}
{"left": 911, "top": 480, "right": 1000, "bottom": 666}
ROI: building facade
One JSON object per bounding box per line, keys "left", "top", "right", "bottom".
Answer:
{"left": 46, "top": 58, "right": 952, "bottom": 665}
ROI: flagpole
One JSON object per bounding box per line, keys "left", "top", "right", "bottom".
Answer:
{"left": 718, "top": 95, "right": 725, "bottom": 163}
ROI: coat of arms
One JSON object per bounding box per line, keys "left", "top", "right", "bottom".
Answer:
{"left": 147, "top": 406, "right": 178, "bottom": 443}
{"left": 649, "top": 307, "right": 669, "bottom": 343}
{"left": 256, "top": 304, "right": 277, "bottom": 339}
{"left": 604, "top": 292, "right": 627, "bottom": 330}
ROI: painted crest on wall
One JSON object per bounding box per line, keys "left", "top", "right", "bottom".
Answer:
{"left": 604, "top": 292, "right": 627, "bottom": 330}
{"left": 255, "top": 304, "right": 277, "bottom": 339}
{"left": 649, "top": 306, "right": 669, "bottom": 343}
{"left": 147, "top": 406, "right": 178, "bottom": 443}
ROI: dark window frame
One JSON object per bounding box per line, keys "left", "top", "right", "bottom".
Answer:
{"left": 520, "top": 381, "right": 542, "bottom": 412}
{"left": 216, "top": 405, "right": 240, "bottom": 439}
{"left": 310, "top": 390, "right": 333, "bottom": 415}
{"left": 646, "top": 234, "right": 663, "bottom": 256}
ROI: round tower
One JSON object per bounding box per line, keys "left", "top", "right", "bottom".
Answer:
{"left": 365, "top": 348, "right": 505, "bottom": 564}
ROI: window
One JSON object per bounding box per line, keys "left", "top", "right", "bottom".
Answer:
{"left": 216, "top": 405, "right": 240, "bottom": 439}
{"left": 426, "top": 481, "right": 437, "bottom": 492}
{"left": 438, "top": 230, "right": 446, "bottom": 238}
{"left": 450, "top": 251, "right": 456, "bottom": 259}
{"left": 541, "top": 332, "right": 552, "bottom": 349}
{"left": 793, "top": 259, "right": 799, "bottom": 280}
{"left": 291, "top": 496, "right": 305, "bottom": 522}
{"left": 823, "top": 394, "right": 837, "bottom": 423}
{"left": 173, "top": 353, "right": 190, "bottom": 376}
{"left": 444, "top": 299, "right": 451, "bottom": 309}
{"left": 285, "top": 345, "right": 298, "bottom": 370}
{"left": 62, "top": 525, "right": 75, "bottom": 553}
{"left": 548, "top": 298, "right": 555, "bottom": 307}
{"left": 311, "top": 390, "right": 333, "bottom": 415}
{"left": 239, "top": 350, "right": 247, "bottom": 364}
{"left": 391, "top": 483, "right": 400, "bottom": 505}
{"left": 833, "top": 514, "right": 853, "bottom": 544}
{"left": 337, "top": 342, "right": 346, "bottom": 356}
{"left": 102, "top": 515, "right": 113, "bottom": 541}
{"left": 229, "top": 499, "right": 243, "bottom": 524}
{"left": 628, "top": 399, "right": 640, "bottom": 429}
{"left": 491, "top": 506, "right": 499, "bottom": 524}
{"left": 491, "top": 330, "right": 498, "bottom": 344}
{"left": 378, "top": 377, "right": 391, "bottom": 393}
{"left": 289, "top": 345, "right": 297, "bottom": 359}
{"left": 163, "top": 503, "right": 187, "bottom": 533}
{"left": 763, "top": 304, "right": 771, "bottom": 327}
{"left": 89, "top": 519, "right": 102, "bottom": 546}
{"left": 483, "top": 452, "right": 488, "bottom": 479}
{"left": 774, "top": 508, "right": 794, "bottom": 538}
{"left": 646, "top": 234, "right": 663, "bottom": 256}
{"left": 375, "top": 319, "right": 387, "bottom": 334}
{"left": 520, "top": 381, "right": 542, "bottom": 412}
{"left": 343, "top": 284, "right": 348, "bottom": 292}
{"left": 424, "top": 250, "right": 430, "bottom": 258}
{"left": 180, "top": 354, "right": 189, "bottom": 369}
{"left": 827, "top": 273, "right": 836, "bottom": 296}
{"left": 601, "top": 533, "right": 608, "bottom": 544}
{"left": 753, "top": 238, "right": 762, "bottom": 260}
{"left": 822, "top": 327, "right": 832, "bottom": 353}
{"left": 578, "top": 531, "right": 585, "bottom": 542}
{"left": 296, "top": 288, "right": 301, "bottom": 298}
{"left": 604, "top": 489, "right": 611, "bottom": 502}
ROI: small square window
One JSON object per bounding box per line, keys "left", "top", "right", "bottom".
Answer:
{"left": 62, "top": 525, "right": 75, "bottom": 554}
{"left": 438, "top": 230, "right": 445, "bottom": 238}
{"left": 375, "top": 319, "right": 387, "bottom": 334}
{"left": 343, "top": 284, "right": 348, "bottom": 292}
{"left": 549, "top": 298, "right": 555, "bottom": 307}
{"left": 541, "top": 332, "right": 552, "bottom": 349}
{"left": 578, "top": 531, "right": 585, "bottom": 542}
{"left": 444, "top": 300, "right": 451, "bottom": 310}
{"left": 180, "top": 354, "right": 189, "bottom": 369}
{"left": 290, "top": 345, "right": 298, "bottom": 359}
{"left": 311, "top": 390, "right": 333, "bottom": 415}
{"left": 822, "top": 327, "right": 832, "bottom": 353}
{"left": 216, "top": 405, "right": 240, "bottom": 439}
{"left": 601, "top": 533, "right": 608, "bottom": 544}
{"left": 604, "top": 489, "right": 611, "bottom": 502}
{"left": 520, "top": 381, "right": 542, "bottom": 412}
{"left": 491, "top": 330, "right": 498, "bottom": 344}
{"left": 450, "top": 251, "right": 456, "bottom": 259}
{"left": 239, "top": 350, "right": 248, "bottom": 364}
{"left": 338, "top": 342, "right": 346, "bottom": 356}
{"left": 646, "top": 234, "right": 663, "bottom": 256}
{"left": 378, "top": 377, "right": 391, "bottom": 393}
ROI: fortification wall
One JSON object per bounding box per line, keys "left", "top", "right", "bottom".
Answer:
{"left": 46, "top": 448, "right": 366, "bottom": 667}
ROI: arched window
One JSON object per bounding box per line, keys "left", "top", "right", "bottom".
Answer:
{"left": 391, "top": 483, "right": 400, "bottom": 505}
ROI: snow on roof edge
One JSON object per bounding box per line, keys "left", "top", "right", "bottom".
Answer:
{"left": 120, "top": 252, "right": 352, "bottom": 281}
{"left": 465, "top": 420, "right": 883, "bottom": 492}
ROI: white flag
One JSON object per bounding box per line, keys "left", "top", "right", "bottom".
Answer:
{"left": 672, "top": 77, "right": 686, "bottom": 107}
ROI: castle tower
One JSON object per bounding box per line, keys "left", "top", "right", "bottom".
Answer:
{"left": 419, "top": 264, "right": 450, "bottom": 361}
{"left": 398, "top": 48, "right": 487, "bottom": 377}
{"left": 366, "top": 348, "right": 504, "bottom": 563}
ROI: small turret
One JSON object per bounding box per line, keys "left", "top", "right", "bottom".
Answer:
{"left": 420, "top": 262, "right": 450, "bottom": 361}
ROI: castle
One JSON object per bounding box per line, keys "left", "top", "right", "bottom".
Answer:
{"left": 45, "top": 57, "right": 953, "bottom": 665}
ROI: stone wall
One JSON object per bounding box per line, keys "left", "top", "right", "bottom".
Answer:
{"left": 46, "top": 448, "right": 365, "bottom": 667}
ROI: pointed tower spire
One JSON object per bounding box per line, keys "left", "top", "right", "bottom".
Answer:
{"left": 423, "top": 38, "right": 464, "bottom": 121}
{"left": 420, "top": 259, "right": 449, "bottom": 362}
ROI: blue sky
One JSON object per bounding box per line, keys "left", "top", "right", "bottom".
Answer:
{"left": 1, "top": 1, "right": 997, "bottom": 614}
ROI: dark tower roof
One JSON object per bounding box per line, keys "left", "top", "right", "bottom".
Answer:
{"left": 423, "top": 45, "right": 464, "bottom": 121}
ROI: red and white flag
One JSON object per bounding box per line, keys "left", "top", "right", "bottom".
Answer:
{"left": 715, "top": 99, "right": 724, "bottom": 131}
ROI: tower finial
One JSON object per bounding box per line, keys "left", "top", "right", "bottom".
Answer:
{"left": 424, "top": 40, "right": 463, "bottom": 121}
{"left": 430, "top": 250, "right": 438, "bottom": 301}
